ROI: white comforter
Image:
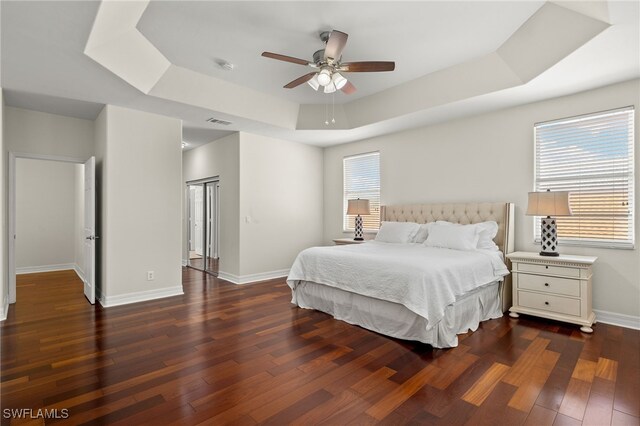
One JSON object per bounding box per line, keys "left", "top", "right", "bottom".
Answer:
{"left": 286, "top": 241, "right": 509, "bottom": 329}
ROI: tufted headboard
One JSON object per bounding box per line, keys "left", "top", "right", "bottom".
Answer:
{"left": 380, "top": 202, "right": 515, "bottom": 312}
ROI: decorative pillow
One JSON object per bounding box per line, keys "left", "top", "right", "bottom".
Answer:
{"left": 375, "top": 222, "right": 421, "bottom": 244}
{"left": 412, "top": 223, "right": 431, "bottom": 244}
{"left": 424, "top": 222, "right": 480, "bottom": 251}
{"left": 434, "top": 220, "right": 499, "bottom": 251}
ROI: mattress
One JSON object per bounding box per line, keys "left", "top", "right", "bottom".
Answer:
{"left": 293, "top": 280, "right": 503, "bottom": 348}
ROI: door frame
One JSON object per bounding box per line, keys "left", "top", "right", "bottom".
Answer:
{"left": 7, "top": 152, "right": 88, "bottom": 306}
{"left": 185, "top": 177, "right": 219, "bottom": 274}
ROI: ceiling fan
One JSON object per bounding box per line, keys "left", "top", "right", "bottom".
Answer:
{"left": 261, "top": 30, "right": 395, "bottom": 95}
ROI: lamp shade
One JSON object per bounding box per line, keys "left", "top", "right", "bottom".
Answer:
{"left": 332, "top": 72, "right": 347, "bottom": 90}
{"left": 526, "top": 191, "right": 572, "bottom": 216}
{"left": 347, "top": 198, "right": 370, "bottom": 215}
{"left": 323, "top": 82, "right": 336, "bottom": 94}
{"left": 307, "top": 74, "right": 320, "bottom": 91}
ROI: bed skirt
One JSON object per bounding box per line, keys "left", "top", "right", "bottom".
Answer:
{"left": 291, "top": 280, "right": 503, "bottom": 348}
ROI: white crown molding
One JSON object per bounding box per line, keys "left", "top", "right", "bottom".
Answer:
{"left": 594, "top": 309, "right": 640, "bottom": 331}
{"left": 98, "top": 286, "right": 184, "bottom": 308}
{"left": 16, "top": 264, "right": 76, "bottom": 274}
{"left": 217, "top": 269, "right": 289, "bottom": 285}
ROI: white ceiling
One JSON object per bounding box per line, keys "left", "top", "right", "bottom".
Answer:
{"left": 1, "top": 1, "right": 638, "bottom": 149}
{"left": 137, "top": 1, "right": 544, "bottom": 105}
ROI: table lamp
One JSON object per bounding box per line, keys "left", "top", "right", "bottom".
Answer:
{"left": 347, "top": 198, "right": 370, "bottom": 241}
{"left": 526, "top": 190, "right": 572, "bottom": 256}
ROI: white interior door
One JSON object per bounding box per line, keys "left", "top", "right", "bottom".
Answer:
{"left": 83, "top": 156, "right": 96, "bottom": 304}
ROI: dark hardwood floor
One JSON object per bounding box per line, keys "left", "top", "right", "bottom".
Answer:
{"left": 1, "top": 269, "right": 638, "bottom": 425}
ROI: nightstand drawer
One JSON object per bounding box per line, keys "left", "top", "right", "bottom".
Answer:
{"left": 518, "top": 291, "right": 581, "bottom": 317}
{"left": 517, "top": 262, "right": 580, "bottom": 278}
{"left": 517, "top": 273, "right": 580, "bottom": 297}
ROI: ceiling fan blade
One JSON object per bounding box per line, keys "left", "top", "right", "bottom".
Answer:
{"left": 341, "top": 81, "right": 357, "bottom": 95}
{"left": 284, "top": 72, "right": 317, "bottom": 89}
{"left": 262, "top": 52, "right": 310, "bottom": 66}
{"left": 341, "top": 61, "right": 395, "bottom": 72}
{"left": 324, "top": 30, "right": 348, "bottom": 61}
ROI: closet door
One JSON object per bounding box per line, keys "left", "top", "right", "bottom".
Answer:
{"left": 204, "top": 182, "right": 218, "bottom": 275}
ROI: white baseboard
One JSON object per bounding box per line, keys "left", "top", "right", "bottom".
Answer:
{"left": 181, "top": 259, "right": 188, "bottom": 267}
{"left": 16, "top": 263, "right": 76, "bottom": 274}
{"left": 594, "top": 309, "right": 640, "bottom": 330}
{"left": 73, "top": 264, "right": 85, "bottom": 282}
{"left": 217, "top": 269, "right": 289, "bottom": 285}
{"left": 0, "top": 297, "right": 8, "bottom": 321}
{"left": 98, "top": 286, "right": 184, "bottom": 308}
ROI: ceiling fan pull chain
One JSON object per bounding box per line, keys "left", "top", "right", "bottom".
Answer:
{"left": 325, "top": 102, "right": 329, "bottom": 126}
{"left": 331, "top": 92, "right": 336, "bottom": 124}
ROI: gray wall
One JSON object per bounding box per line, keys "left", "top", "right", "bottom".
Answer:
{"left": 182, "top": 133, "right": 241, "bottom": 276}
{"left": 238, "top": 132, "right": 323, "bottom": 276}
{"left": 95, "top": 105, "right": 183, "bottom": 304}
{"left": 4, "top": 106, "right": 94, "bottom": 159}
{"left": 2, "top": 106, "right": 93, "bottom": 315}
{"left": 323, "top": 78, "right": 640, "bottom": 319}
{"left": 182, "top": 132, "right": 324, "bottom": 280}
{"left": 15, "top": 158, "right": 78, "bottom": 270}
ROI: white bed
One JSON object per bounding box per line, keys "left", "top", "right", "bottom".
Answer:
{"left": 286, "top": 202, "right": 515, "bottom": 348}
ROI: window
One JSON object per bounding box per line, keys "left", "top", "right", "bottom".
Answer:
{"left": 534, "top": 107, "right": 635, "bottom": 248}
{"left": 343, "top": 152, "right": 380, "bottom": 231}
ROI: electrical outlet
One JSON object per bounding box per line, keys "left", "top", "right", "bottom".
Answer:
{"left": 147, "top": 271, "right": 155, "bottom": 281}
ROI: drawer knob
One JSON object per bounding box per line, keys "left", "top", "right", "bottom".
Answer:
{"left": 545, "top": 266, "right": 549, "bottom": 269}
{"left": 545, "top": 283, "right": 550, "bottom": 287}
{"left": 545, "top": 301, "right": 549, "bottom": 305}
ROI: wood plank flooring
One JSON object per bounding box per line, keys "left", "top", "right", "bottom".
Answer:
{"left": 1, "top": 268, "right": 638, "bottom": 425}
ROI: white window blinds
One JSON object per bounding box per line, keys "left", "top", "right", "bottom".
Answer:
{"left": 343, "top": 152, "right": 380, "bottom": 231}
{"left": 534, "top": 107, "right": 635, "bottom": 248}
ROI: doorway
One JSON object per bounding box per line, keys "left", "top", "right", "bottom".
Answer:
{"left": 187, "top": 178, "right": 220, "bottom": 275}
{"left": 8, "top": 153, "right": 97, "bottom": 307}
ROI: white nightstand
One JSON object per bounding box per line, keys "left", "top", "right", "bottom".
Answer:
{"left": 333, "top": 238, "right": 367, "bottom": 245}
{"left": 506, "top": 251, "right": 597, "bottom": 333}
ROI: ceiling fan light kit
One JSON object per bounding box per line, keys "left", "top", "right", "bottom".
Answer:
{"left": 261, "top": 29, "right": 395, "bottom": 95}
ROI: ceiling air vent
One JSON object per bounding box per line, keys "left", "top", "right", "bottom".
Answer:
{"left": 206, "top": 117, "right": 232, "bottom": 126}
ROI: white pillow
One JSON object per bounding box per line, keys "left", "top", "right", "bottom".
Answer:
{"left": 412, "top": 223, "right": 431, "bottom": 243}
{"left": 475, "top": 221, "right": 499, "bottom": 251}
{"left": 434, "top": 221, "right": 499, "bottom": 251}
{"left": 424, "top": 222, "right": 479, "bottom": 251}
{"left": 375, "top": 222, "right": 420, "bottom": 244}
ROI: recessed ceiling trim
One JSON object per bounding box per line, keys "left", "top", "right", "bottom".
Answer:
{"left": 83, "top": 0, "right": 610, "bottom": 135}
{"left": 84, "top": 0, "right": 170, "bottom": 94}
